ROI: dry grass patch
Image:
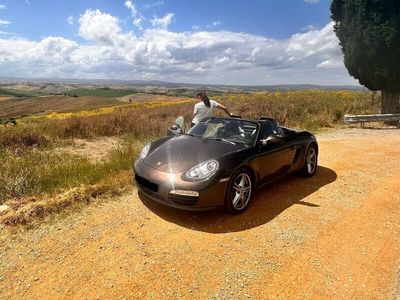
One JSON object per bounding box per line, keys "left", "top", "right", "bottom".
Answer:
{"left": 53, "top": 136, "right": 124, "bottom": 163}
{"left": 1, "top": 170, "right": 132, "bottom": 226}
{"left": 0, "top": 138, "right": 141, "bottom": 202}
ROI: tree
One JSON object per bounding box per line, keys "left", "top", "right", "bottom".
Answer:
{"left": 331, "top": 0, "right": 400, "bottom": 116}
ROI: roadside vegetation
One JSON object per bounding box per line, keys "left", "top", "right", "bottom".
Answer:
{"left": 217, "top": 90, "right": 377, "bottom": 130}
{"left": 0, "top": 90, "right": 379, "bottom": 225}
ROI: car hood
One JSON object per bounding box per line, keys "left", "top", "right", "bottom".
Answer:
{"left": 143, "top": 134, "right": 246, "bottom": 173}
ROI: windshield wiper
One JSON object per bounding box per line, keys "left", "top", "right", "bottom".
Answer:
{"left": 185, "top": 133, "right": 198, "bottom": 137}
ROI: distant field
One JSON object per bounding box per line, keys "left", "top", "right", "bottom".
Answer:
{"left": 0, "top": 95, "right": 130, "bottom": 118}
{"left": 2, "top": 84, "right": 40, "bottom": 91}
{"left": 165, "top": 89, "right": 228, "bottom": 98}
{"left": 117, "top": 93, "right": 193, "bottom": 103}
{"left": 0, "top": 88, "right": 43, "bottom": 98}
{"left": 0, "top": 96, "right": 12, "bottom": 102}
{"left": 66, "top": 88, "right": 137, "bottom": 98}
{"left": 64, "top": 87, "right": 224, "bottom": 99}
{"left": 0, "top": 93, "right": 193, "bottom": 118}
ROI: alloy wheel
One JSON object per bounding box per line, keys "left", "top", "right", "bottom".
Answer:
{"left": 306, "top": 147, "right": 317, "bottom": 174}
{"left": 231, "top": 173, "right": 252, "bottom": 210}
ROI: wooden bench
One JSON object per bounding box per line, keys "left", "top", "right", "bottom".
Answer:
{"left": 344, "top": 114, "right": 400, "bottom": 128}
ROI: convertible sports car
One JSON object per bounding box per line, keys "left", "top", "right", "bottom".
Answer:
{"left": 134, "top": 116, "right": 318, "bottom": 214}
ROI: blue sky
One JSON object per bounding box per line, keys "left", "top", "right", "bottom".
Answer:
{"left": 0, "top": 0, "right": 357, "bottom": 85}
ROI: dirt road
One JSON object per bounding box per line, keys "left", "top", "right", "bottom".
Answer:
{"left": 1, "top": 128, "right": 399, "bottom": 299}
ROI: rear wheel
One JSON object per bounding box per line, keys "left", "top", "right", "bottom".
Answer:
{"left": 225, "top": 169, "right": 253, "bottom": 214}
{"left": 301, "top": 144, "right": 318, "bottom": 177}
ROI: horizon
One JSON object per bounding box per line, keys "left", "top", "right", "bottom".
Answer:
{"left": 0, "top": 75, "right": 363, "bottom": 88}
{"left": 0, "top": 0, "right": 359, "bottom": 86}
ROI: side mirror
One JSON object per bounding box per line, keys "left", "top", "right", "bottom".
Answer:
{"left": 167, "top": 116, "right": 185, "bottom": 136}
{"left": 170, "top": 124, "right": 180, "bottom": 131}
{"left": 167, "top": 124, "right": 182, "bottom": 136}
{"left": 261, "top": 135, "right": 281, "bottom": 146}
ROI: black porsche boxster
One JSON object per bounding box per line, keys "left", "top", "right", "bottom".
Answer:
{"left": 134, "top": 116, "right": 318, "bottom": 214}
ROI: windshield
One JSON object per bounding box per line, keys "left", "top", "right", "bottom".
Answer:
{"left": 187, "top": 118, "right": 258, "bottom": 145}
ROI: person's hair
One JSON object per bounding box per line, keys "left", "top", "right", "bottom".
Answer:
{"left": 199, "top": 91, "right": 210, "bottom": 107}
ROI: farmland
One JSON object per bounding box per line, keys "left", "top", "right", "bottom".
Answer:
{"left": 0, "top": 95, "right": 129, "bottom": 118}
{"left": 0, "top": 87, "right": 43, "bottom": 98}
{"left": 65, "top": 87, "right": 138, "bottom": 98}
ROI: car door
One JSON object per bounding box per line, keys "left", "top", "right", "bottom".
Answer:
{"left": 255, "top": 121, "right": 296, "bottom": 183}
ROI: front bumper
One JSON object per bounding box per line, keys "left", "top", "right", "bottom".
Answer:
{"left": 134, "top": 160, "right": 229, "bottom": 211}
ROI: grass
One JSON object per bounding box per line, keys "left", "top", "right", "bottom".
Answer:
{"left": 1, "top": 170, "right": 132, "bottom": 226}
{"left": 0, "top": 138, "right": 141, "bottom": 203}
{"left": 215, "top": 91, "right": 378, "bottom": 130}
{"left": 0, "top": 90, "right": 380, "bottom": 225}
{"left": 0, "top": 125, "right": 50, "bottom": 148}
{"left": 0, "top": 101, "right": 193, "bottom": 148}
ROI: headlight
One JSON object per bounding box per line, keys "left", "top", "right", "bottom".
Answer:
{"left": 138, "top": 143, "right": 151, "bottom": 160}
{"left": 185, "top": 160, "right": 219, "bottom": 181}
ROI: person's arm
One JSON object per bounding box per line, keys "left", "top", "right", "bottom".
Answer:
{"left": 216, "top": 103, "right": 232, "bottom": 116}
{"left": 193, "top": 105, "right": 198, "bottom": 116}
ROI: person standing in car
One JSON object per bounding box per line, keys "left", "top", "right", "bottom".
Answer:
{"left": 191, "top": 91, "right": 233, "bottom": 127}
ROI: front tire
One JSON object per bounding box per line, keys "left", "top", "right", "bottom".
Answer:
{"left": 301, "top": 144, "right": 318, "bottom": 177}
{"left": 225, "top": 169, "right": 253, "bottom": 214}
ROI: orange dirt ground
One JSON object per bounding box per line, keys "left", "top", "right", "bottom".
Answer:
{"left": 0, "top": 128, "right": 399, "bottom": 299}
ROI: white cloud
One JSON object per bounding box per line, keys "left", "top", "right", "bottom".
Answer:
{"left": 67, "top": 15, "right": 74, "bottom": 25}
{"left": 317, "top": 59, "right": 343, "bottom": 69}
{"left": 78, "top": 9, "right": 133, "bottom": 46}
{"left": 205, "top": 21, "right": 222, "bottom": 29}
{"left": 304, "top": 0, "right": 320, "bottom": 3}
{"left": 0, "top": 19, "right": 11, "bottom": 25}
{"left": 0, "top": 10, "right": 356, "bottom": 85}
{"left": 125, "top": 1, "right": 145, "bottom": 30}
{"left": 125, "top": 1, "right": 138, "bottom": 17}
{"left": 192, "top": 21, "right": 223, "bottom": 31}
{"left": 286, "top": 22, "right": 341, "bottom": 62}
{"left": 301, "top": 24, "right": 319, "bottom": 31}
{"left": 151, "top": 13, "right": 174, "bottom": 29}
{"left": 142, "top": 1, "right": 164, "bottom": 10}
{"left": 0, "top": 4, "right": 6, "bottom": 10}
{"left": 133, "top": 17, "right": 143, "bottom": 29}
{"left": 0, "top": 30, "right": 13, "bottom": 36}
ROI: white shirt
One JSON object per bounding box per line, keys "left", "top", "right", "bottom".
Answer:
{"left": 192, "top": 99, "right": 219, "bottom": 124}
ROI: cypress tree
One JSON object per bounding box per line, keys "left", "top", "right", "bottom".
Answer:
{"left": 331, "top": 0, "right": 400, "bottom": 116}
